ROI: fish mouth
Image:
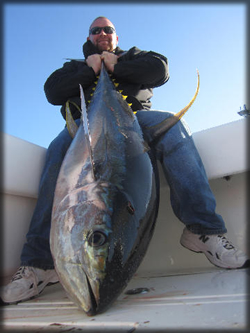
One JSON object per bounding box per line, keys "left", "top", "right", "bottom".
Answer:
{"left": 84, "top": 270, "right": 115, "bottom": 316}
{"left": 56, "top": 261, "right": 101, "bottom": 316}
{"left": 85, "top": 274, "right": 98, "bottom": 316}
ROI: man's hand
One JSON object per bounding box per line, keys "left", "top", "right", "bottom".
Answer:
{"left": 86, "top": 52, "right": 118, "bottom": 75}
{"left": 101, "top": 51, "right": 118, "bottom": 73}
{"left": 86, "top": 54, "right": 102, "bottom": 75}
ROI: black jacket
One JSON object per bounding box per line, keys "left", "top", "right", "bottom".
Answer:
{"left": 44, "top": 40, "right": 169, "bottom": 120}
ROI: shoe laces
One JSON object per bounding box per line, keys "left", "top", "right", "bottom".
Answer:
{"left": 218, "top": 235, "right": 235, "bottom": 250}
{"left": 11, "top": 267, "right": 33, "bottom": 282}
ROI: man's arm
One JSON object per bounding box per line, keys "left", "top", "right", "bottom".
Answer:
{"left": 44, "top": 60, "right": 96, "bottom": 105}
{"left": 113, "top": 47, "right": 169, "bottom": 88}
{"left": 45, "top": 52, "right": 120, "bottom": 106}
{"left": 44, "top": 45, "right": 169, "bottom": 116}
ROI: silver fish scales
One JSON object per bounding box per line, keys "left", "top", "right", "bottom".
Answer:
{"left": 50, "top": 63, "right": 199, "bottom": 315}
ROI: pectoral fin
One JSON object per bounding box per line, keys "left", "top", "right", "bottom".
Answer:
{"left": 66, "top": 101, "right": 81, "bottom": 138}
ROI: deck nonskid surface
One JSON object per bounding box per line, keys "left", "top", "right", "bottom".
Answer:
{"left": 1, "top": 269, "right": 249, "bottom": 331}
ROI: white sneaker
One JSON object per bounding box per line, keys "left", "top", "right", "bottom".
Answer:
{"left": 0, "top": 266, "right": 59, "bottom": 305}
{"left": 180, "top": 227, "right": 250, "bottom": 269}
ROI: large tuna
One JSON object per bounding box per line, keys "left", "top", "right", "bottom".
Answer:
{"left": 50, "top": 63, "right": 199, "bottom": 316}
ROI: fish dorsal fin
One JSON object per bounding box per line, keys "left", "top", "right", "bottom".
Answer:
{"left": 79, "top": 84, "right": 96, "bottom": 180}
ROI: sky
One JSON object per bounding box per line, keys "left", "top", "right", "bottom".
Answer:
{"left": 3, "top": 3, "right": 247, "bottom": 148}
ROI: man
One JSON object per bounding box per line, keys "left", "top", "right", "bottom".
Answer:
{"left": 1, "top": 16, "right": 249, "bottom": 305}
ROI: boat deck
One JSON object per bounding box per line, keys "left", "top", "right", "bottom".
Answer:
{"left": 1, "top": 119, "right": 249, "bottom": 331}
{"left": 1, "top": 268, "right": 249, "bottom": 331}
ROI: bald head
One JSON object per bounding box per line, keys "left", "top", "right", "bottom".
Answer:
{"left": 89, "top": 16, "right": 116, "bottom": 33}
{"left": 87, "top": 17, "right": 118, "bottom": 52}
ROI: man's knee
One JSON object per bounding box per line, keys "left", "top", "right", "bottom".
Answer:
{"left": 47, "top": 126, "right": 72, "bottom": 155}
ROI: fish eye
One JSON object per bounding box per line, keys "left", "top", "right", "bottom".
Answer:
{"left": 127, "top": 201, "right": 135, "bottom": 215}
{"left": 88, "top": 231, "right": 107, "bottom": 247}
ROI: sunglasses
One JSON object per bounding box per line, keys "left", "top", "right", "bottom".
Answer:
{"left": 89, "top": 26, "right": 116, "bottom": 35}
